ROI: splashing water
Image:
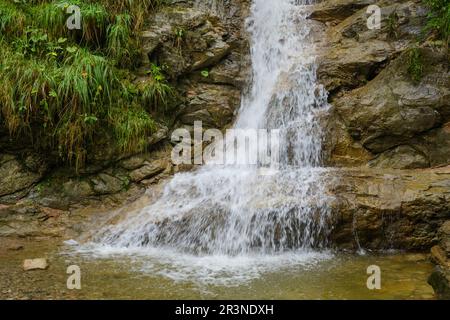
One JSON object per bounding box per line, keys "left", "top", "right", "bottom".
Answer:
{"left": 79, "top": 0, "right": 332, "bottom": 283}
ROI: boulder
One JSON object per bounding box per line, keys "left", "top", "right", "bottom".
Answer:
{"left": 428, "top": 266, "right": 450, "bottom": 299}
{"left": 90, "top": 173, "right": 125, "bottom": 195}
{"left": 23, "top": 258, "right": 48, "bottom": 271}
{"left": 62, "top": 179, "right": 94, "bottom": 199}
{"left": 129, "top": 160, "right": 168, "bottom": 183}
{"left": 0, "top": 154, "right": 46, "bottom": 198}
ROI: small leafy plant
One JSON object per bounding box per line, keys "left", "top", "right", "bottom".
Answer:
{"left": 424, "top": 0, "right": 450, "bottom": 45}
{"left": 407, "top": 47, "right": 424, "bottom": 83}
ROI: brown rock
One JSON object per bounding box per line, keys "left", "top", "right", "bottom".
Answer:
{"left": 333, "top": 47, "right": 450, "bottom": 165}
{"left": 129, "top": 160, "right": 168, "bottom": 182}
{"left": 318, "top": 0, "right": 429, "bottom": 93}
{"left": 431, "top": 245, "right": 449, "bottom": 268}
{"left": 309, "top": 0, "right": 375, "bottom": 24}
{"left": 329, "top": 166, "right": 450, "bottom": 250}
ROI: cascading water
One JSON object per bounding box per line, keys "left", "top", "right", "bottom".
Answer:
{"left": 79, "top": 0, "right": 332, "bottom": 282}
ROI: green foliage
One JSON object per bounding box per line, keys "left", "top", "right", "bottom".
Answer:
{"left": 173, "top": 27, "right": 185, "bottom": 49}
{"left": 0, "top": 1, "right": 26, "bottom": 36}
{"left": 407, "top": 48, "right": 424, "bottom": 83}
{"left": 109, "top": 106, "right": 156, "bottom": 154}
{"left": 424, "top": 0, "right": 450, "bottom": 45}
{"left": 107, "top": 14, "right": 136, "bottom": 66}
{"left": 386, "top": 11, "right": 399, "bottom": 39}
{"left": 141, "top": 63, "right": 175, "bottom": 113}
{"left": 0, "top": 0, "right": 174, "bottom": 170}
{"left": 201, "top": 69, "right": 210, "bottom": 78}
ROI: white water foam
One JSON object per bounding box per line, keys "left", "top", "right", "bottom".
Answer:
{"left": 75, "top": 0, "right": 331, "bottom": 284}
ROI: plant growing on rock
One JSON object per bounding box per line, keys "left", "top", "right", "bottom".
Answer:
{"left": 424, "top": 0, "right": 450, "bottom": 46}
{"left": 407, "top": 47, "right": 424, "bottom": 83}
{"left": 142, "top": 63, "right": 175, "bottom": 114}
{"left": 173, "top": 27, "right": 185, "bottom": 51}
{"left": 386, "top": 11, "right": 399, "bottom": 39}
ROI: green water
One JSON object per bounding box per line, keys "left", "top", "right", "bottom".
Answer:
{"left": 0, "top": 238, "right": 435, "bottom": 300}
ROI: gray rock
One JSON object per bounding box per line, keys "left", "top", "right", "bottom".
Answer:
{"left": 120, "top": 156, "right": 147, "bottom": 170}
{"left": 90, "top": 173, "right": 125, "bottom": 195}
{"left": 129, "top": 160, "right": 168, "bottom": 182}
{"left": 62, "top": 180, "right": 94, "bottom": 199}
{"left": 141, "top": 6, "right": 233, "bottom": 79}
{"left": 0, "top": 154, "right": 46, "bottom": 197}
{"left": 148, "top": 125, "right": 169, "bottom": 146}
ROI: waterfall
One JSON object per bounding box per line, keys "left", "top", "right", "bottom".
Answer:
{"left": 85, "top": 0, "right": 330, "bottom": 258}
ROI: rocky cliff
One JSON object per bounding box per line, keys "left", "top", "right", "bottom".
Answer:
{"left": 0, "top": 0, "right": 449, "bottom": 298}
{"left": 310, "top": 0, "right": 450, "bottom": 297}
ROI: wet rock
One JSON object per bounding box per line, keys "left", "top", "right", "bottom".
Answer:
{"left": 428, "top": 266, "right": 450, "bottom": 299}
{"left": 329, "top": 167, "right": 450, "bottom": 250}
{"left": 23, "top": 259, "right": 48, "bottom": 271}
{"left": 129, "top": 160, "right": 168, "bottom": 183}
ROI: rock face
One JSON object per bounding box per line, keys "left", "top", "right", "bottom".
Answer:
{"left": 312, "top": 2, "right": 450, "bottom": 299}
{"left": 139, "top": 0, "right": 249, "bottom": 130}
{"left": 329, "top": 167, "right": 450, "bottom": 251}
{"left": 428, "top": 221, "right": 450, "bottom": 299}
{"left": 309, "top": 0, "right": 376, "bottom": 24}
{"left": 334, "top": 47, "right": 450, "bottom": 161}
{"left": 0, "top": 154, "right": 47, "bottom": 199}
{"left": 313, "top": 0, "right": 450, "bottom": 170}
{"left": 316, "top": 0, "right": 429, "bottom": 94}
